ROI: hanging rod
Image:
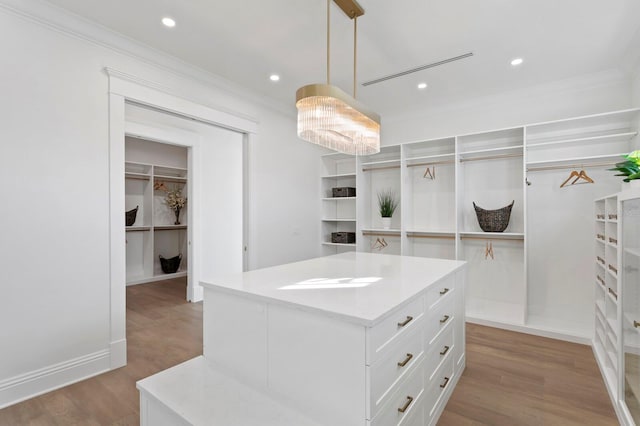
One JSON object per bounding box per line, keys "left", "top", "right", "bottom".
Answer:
{"left": 362, "top": 165, "right": 402, "bottom": 172}
{"left": 459, "top": 153, "right": 523, "bottom": 163}
{"left": 460, "top": 235, "right": 524, "bottom": 241}
{"left": 527, "top": 161, "right": 616, "bottom": 172}
{"left": 406, "top": 159, "right": 455, "bottom": 168}
{"left": 362, "top": 231, "right": 400, "bottom": 237}
{"left": 406, "top": 234, "right": 455, "bottom": 240}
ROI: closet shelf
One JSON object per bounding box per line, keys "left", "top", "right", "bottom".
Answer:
{"left": 126, "top": 226, "right": 151, "bottom": 232}
{"left": 322, "top": 242, "right": 356, "bottom": 247}
{"left": 360, "top": 158, "right": 401, "bottom": 167}
{"left": 526, "top": 153, "right": 626, "bottom": 170}
{"left": 321, "top": 173, "right": 356, "bottom": 179}
{"left": 406, "top": 230, "right": 455, "bottom": 238}
{"left": 154, "top": 175, "right": 187, "bottom": 184}
{"left": 322, "top": 197, "right": 357, "bottom": 201}
{"left": 125, "top": 172, "right": 151, "bottom": 180}
{"left": 321, "top": 218, "right": 356, "bottom": 222}
{"left": 405, "top": 153, "right": 455, "bottom": 164}
{"left": 526, "top": 131, "right": 637, "bottom": 149}
{"left": 361, "top": 228, "right": 401, "bottom": 236}
{"left": 155, "top": 225, "right": 188, "bottom": 231}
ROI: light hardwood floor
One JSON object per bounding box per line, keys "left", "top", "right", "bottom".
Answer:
{"left": 0, "top": 278, "right": 619, "bottom": 425}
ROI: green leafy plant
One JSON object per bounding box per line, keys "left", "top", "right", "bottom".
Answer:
{"left": 610, "top": 150, "right": 640, "bottom": 182}
{"left": 377, "top": 189, "right": 398, "bottom": 218}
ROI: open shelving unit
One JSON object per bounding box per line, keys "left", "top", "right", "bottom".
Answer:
{"left": 318, "top": 107, "right": 640, "bottom": 346}
{"left": 125, "top": 156, "right": 189, "bottom": 285}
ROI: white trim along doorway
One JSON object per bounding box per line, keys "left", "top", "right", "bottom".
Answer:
{"left": 107, "top": 68, "right": 258, "bottom": 369}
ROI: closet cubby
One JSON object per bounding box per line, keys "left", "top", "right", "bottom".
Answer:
{"left": 320, "top": 153, "right": 357, "bottom": 255}
{"left": 357, "top": 146, "right": 402, "bottom": 233}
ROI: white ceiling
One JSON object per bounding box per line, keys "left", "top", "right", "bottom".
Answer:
{"left": 44, "top": 0, "right": 640, "bottom": 117}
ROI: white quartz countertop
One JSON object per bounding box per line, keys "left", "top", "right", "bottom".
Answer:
{"left": 137, "top": 356, "right": 322, "bottom": 426}
{"left": 200, "top": 252, "right": 465, "bottom": 326}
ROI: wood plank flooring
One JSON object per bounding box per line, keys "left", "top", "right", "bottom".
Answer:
{"left": 439, "top": 323, "right": 618, "bottom": 425}
{"left": 0, "top": 279, "right": 620, "bottom": 425}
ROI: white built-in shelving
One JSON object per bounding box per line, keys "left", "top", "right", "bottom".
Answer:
{"left": 125, "top": 159, "right": 188, "bottom": 285}
{"left": 319, "top": 107, "right": 640, "bottom": 349}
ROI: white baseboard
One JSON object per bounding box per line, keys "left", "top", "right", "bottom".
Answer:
{"left": 465, "top": 316, "right": 592, "bottom": 345}
{"left": 0, "top": 349, "right": 111, "bottom": 409}
{"left": 111, "top": 339, "right": 127, "bottom": 369}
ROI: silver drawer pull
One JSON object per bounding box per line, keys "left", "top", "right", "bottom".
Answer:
{"left": 440, "top": 345, "right": 450, "bottom": 356}
{"left": 440, "top": 376, "right": 450, "bottom": 388}
{"left": 397, "top": 316, "right": 413, "bottom": 327}
{"left": 439, "top": 315, "right": 450, "bottom": 324}
{"left": 608, "top": 288, "right": 618, "bottom": 300}
{"left": 634, "top": 320, "right": 640, "bottom": 329}
{"left": 397, "top": 353, "right": 413, "bottom": 367}
{"left": 397, "top": 396, "right": 414, "bottom": 413}
{"left": 439, "top": 288, "right": 450, "bottom": 296}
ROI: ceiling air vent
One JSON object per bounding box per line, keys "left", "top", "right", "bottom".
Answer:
{"left": 362, "top": 52, "right": 474, "bottom": 86}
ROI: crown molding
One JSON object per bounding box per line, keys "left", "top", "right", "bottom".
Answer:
{"left": 0, "top": 0, "right": 296, "bottom": 118}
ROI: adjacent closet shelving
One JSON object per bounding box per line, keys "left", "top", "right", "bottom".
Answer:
{"left": 319, "top": 107, "right": 640, "bottom": 343}
{"left": 320, "top": 153, "right": 358, "bottom": 254}
{"left": 126, "top": 160, "right": 188, "bottom": 285}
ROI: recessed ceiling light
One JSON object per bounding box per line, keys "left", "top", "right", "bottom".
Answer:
{"left": 269, "top": 74, "right": 280, "bottom": 82}
{"left": 417, "top": 82, "right": 428, "bottom": 90}
{"left": 162, "top": 17, "right": 176, "bottom": 28}
{"left": 510, "top": 58, "right": 524, "bottom": 66}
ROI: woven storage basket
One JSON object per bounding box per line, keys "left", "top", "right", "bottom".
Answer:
{"left": 159, "top": 254, "right": 182, "bottom": 274}
{"left": 473, "top": 201, "right": 514, "bottom": 232}
{"left": 125, "top": 206, "right": 138, "bottom": 226}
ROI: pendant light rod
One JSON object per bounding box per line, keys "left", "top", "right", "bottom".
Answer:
{"left": 327, "top": 0, "right": 331, "bottom": 85}
{"left": 353, "top": 15, "right": 357, "bottom": 98}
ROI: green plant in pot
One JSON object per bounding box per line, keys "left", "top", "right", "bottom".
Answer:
{"left": 609, "top": 150, "right": 640, "bottom": 186}
{"left": 377, "top": 189, "right": 398, "bottom": 230}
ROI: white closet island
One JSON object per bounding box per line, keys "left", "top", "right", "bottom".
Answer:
{"left": 137, "top": 252, "right": 466, "bottom": 426}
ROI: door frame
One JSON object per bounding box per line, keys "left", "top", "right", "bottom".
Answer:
{"left": 107, "top": 68, "right": 258, "bottom": 369}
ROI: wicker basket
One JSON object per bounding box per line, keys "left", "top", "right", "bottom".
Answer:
{"left": 159, "top": 254, "right": 182, "bottom": 274}
{"left": 125, "top": 206, "right": 138, "bottom": 226}
{"left": 473, "top": 201, "right": 514, "bottom": 232}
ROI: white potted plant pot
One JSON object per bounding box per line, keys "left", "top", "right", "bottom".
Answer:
{"left": 381, "top": 217, "right": 391, "bottom": 230}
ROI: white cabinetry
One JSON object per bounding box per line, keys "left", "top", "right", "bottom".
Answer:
{"left": 595, "top": 188, "right": 640, "bottom": 425}
{"left": 321, "top": 107, "right": 640, "bottom": 342}
{"left": 202, "top": 253, "right": 466, "bottom": 426}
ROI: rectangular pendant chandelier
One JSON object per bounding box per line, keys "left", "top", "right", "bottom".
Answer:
{"left": 296, "top": 84, "right": 380, "bottom": 155}
{"left": 295, "top": 0, "right": 381, "bottom": 155}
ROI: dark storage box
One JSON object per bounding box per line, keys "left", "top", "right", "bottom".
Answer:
{"left": 332, "top": 187, "right": 356, "bottom": 197}
{"left": 331, "top": 232, "right": 356, "bottom": 244}
{"left": 159, "top": 254, "right": 182, "bottom": 274}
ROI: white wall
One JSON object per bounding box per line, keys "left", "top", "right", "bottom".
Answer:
{"left": 633, "top": 64, "right": 640, "bottom": 106}
{"left": 382, "top": 70, "right": 632, "bottom": 144}
{"left": 0, "top": 0, "right": 320, "bottom": 407}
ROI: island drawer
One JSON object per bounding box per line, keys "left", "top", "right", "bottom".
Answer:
{"left": 367, "top": 296, "right": 425, "bottom": 364}
{"left": 425, "top": 274, "right": 455, "bottom": 309}
{"left": 369, "top": 359, "right": 425, "bottom": 426}
{"left": 424, "top": 354, "right": 454, "bottom": 420}
{"left": 367, "top": 325, "right": 424, "bottom": 418}
{"left": 424, "top": 290, "right": 455, "bottom": 345}
{"left": 424, "top": 321, "right": 454, "bottom": 381}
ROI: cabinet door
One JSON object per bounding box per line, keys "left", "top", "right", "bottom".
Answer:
{"left": 622, "top": 197, "right": 640, "bottom": 423}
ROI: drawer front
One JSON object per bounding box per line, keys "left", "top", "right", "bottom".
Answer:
{"left": 371, "top": 361, "right": 425, "bottom": 426}
{"left": 424, "top": 291, "right": 455, "bottom": 345}
{"left": 424, "top": 321, "right": 454, "bottom": 381}
{"left": 367, "top": 296, "right": 425, "bottom": 364}
{"left": 425, "top": 274, "right": 455, "bottom": 309}
{"left": 369, "top": 325, "right": 424, "bottom": 418}
{"left": 424, "top": 354, "right": 454, "bottom": 420}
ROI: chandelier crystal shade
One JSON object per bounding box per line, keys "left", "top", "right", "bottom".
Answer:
{"left": 296, "top": 84, "right": 380, "bottom": 155}
{"left": 295, "top": 0, "right": 380, "bottom": 155}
